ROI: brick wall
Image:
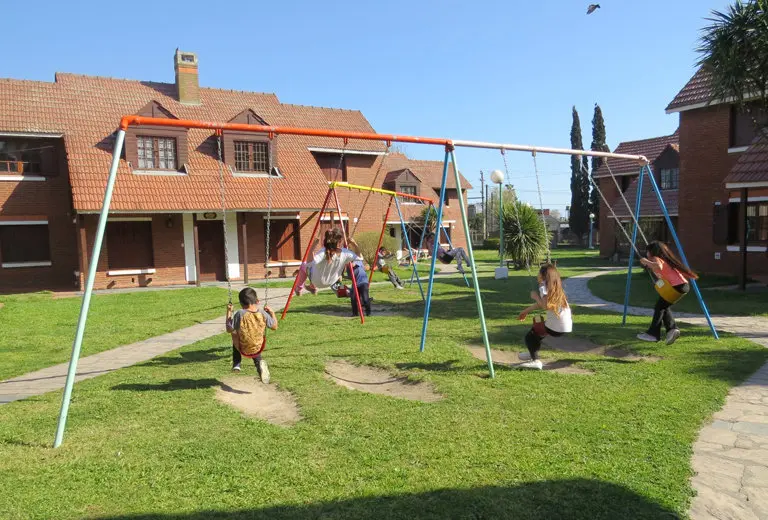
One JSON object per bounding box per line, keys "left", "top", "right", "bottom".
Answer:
{"left": 676, "top": 106, "right": 766, "bottom": 275}
{"left": 598, "top": 177, "right": 622, "bottom": 257}
{"left": 0, "top": 142, "right": 79, "bottom": 293}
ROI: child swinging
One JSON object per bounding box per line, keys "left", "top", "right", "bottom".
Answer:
{"left": 226, "top": 287, "right": 278, "bottom": 383}
{"left": 517, "top": 264, "right": 572, "bottom": 370}
{"left": 636, "top": 241, "right": 697, "bottom": 345}
{"left": 295, "top": 228, "right": 362, "bottom": 296}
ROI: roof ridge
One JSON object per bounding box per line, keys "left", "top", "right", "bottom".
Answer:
{"left": 54, "top": 72, "right": 279, "bottom": 99}
{"left": 280, "top": 101, "right": 363, "bottom": 114}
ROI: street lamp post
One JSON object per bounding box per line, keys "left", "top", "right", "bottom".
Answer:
{"left": 589, "top": 213, "right": 595, "bottom": 249}
{"left": 490, "top": 169, "right": 507, "bottom": 279}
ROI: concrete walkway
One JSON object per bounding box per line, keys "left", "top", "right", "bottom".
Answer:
{"left": 0, "top": 287, "right": 292, "bottom": 405}
{"left": 566, "top": 270, "right": 768, "bottom": 520}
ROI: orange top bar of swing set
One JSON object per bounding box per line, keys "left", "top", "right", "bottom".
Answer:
{"left": 118, "top": 116, "right": 649, "bottom": 164}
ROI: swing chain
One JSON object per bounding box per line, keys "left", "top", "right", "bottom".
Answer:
{"left": 216, "top": 132, "right": 233, "bottom": 304}
{"left": 603, "top": 159, "right": 649, "bottom": 245}
{"left": 264, "top": 135, "right": 275, "bottom": 304}
{"left": 500, "top": 149, "right": 535, "bottom": 282}
{"left": 352, "top": 143, "right": 390, "bottom": 235}
{"left": 531, "top": 150, "right": 551, "bottom": 263}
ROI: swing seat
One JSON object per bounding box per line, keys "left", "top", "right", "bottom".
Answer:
{"left": 239, "top": 336, "right": 267, "bottom": 358}
{"left": 336, "top": 285, "right": 349, "bottom": 298}
{"left": 654, "top": 278, "right": 685, "bottom": 305}
{"left": 531, "top": 315, "right": 548, "bottom": 337}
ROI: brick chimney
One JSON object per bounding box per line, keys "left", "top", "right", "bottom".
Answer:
{"left": 174, "top": 49, "right": 200, "bottom": 105}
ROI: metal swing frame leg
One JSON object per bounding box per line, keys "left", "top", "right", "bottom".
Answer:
{"left": 394, "top": 196, "right": 424, "bottom": 300}
{"left": 420, "top": 147, "right": 494, "bottom": 377}
{"left": 281, "top": 187, "right": 334, "bottom": 320}
{"left": 54, "top": 129, "right": 126, "bottom": 448}
{"left": 622, "top": 166, "right": 645, "bottom": 325}
{"left": 369, "top": 195, "right": 394, "bottom": 283}
{"left": 643, "top": 164, "right": 718, "bottom": 339}
{"left": 331, "top": 188, "right": 365, "bottom": 323}
{"left": 409, "top": 204, "right": 431, "bottom": 287}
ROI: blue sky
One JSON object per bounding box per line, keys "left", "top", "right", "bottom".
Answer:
{"left": 4, "top": 0, "right": 727, "bottom": 214}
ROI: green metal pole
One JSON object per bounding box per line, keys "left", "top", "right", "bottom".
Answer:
{"left": 54, "top": 129, "right": 126, "bottom": 448}
{"left": 450, "top": 149, "right": 494, "bottom": 378}
{"left": 498, "top": 184, "right": 504, "bottom": 267}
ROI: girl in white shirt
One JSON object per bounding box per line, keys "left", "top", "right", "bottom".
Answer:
{"left": 295, "top": 228, "right": 361, "bottom": 296}
{"left": 517, "top": 263, "right": 573, "bottom": 370}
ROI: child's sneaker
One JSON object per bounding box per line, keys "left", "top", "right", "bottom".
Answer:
{"left": 518, "top": 351, "right": 532, "bottom": 361}
{"left": 636, "top": 333, "right": 659, "bottom": 343}
{"left": 258, "top": 359, "right": 270, "bottom": 384}
{"left": 519, "top": 360, "right": 543, "bottom": 370}
{"left": 395, "top": 284, "right": 404, "bottom": 290}
{"left": 666, "top": 328, "right": 681, "bottom": 345}
{"left": 308, "top": 284, "right": 318, "bottom": 295}
{"left": 232, "top": 364, "right": 241, "bottom": 372}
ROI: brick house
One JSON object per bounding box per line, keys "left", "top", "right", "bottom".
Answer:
{"left": 596, "top": 132, "right": 680, "bottom": 258}
{"left": 0, "top": 50, "right": 470, "bottom": 293}
{"left": 666, "top": 67, "right": 768, "bottom": 276}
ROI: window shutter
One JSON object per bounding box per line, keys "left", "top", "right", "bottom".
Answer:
{"left": 727, "top": 202, "right": 740, "bottom": 245}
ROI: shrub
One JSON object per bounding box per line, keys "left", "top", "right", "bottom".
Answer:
{"left": 353, "top": 231, "right": 399, "bottom": 268}
{"left": 502, "top": 202, "right": 549, "bottom": 268}
{"left": 482, "top": 238, "right": 500, "bottom": 250}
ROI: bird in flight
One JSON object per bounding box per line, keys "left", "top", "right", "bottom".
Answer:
{"left": 587, "top": 4, "right": 600, "bottom": 14}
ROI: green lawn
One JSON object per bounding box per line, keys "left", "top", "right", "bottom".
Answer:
{"left": 0, "top": 288, "right": 228, "bottom": 381}
{"left": 1, "top": 266, "right": 766, "bottom": 519}
{"left": 589, "top": 269, "right": 768, "bottom": 317}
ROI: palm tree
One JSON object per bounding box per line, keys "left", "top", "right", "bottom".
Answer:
{"left": 697, "top": 0, "right": 768, "bottom": 114}
{"left": 502, "top": 201, "right": 549, "bottom": 270}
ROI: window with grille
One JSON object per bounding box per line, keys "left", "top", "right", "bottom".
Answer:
{"left": 234, "top": 141, "right": 270, "bottom": 173}
{"left": 137, "top": 136, "right": 177, "bottom": 170}
{"left": 747, "top": 203, "right": 768, "bottom": 242}
{"left": 0, "top": 224, "right": 51, "bottom": 265}
{"left": 400, "top": 185, "right": 417, "bottom": 196}
{"left": 660, "top": 168, "right": 679, "bottom": 190}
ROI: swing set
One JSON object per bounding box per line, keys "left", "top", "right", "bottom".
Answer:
{"left": 54, "top": 114, "right": 688, "bottom": 447}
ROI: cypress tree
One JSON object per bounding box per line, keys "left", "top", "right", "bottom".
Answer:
{"left": 590, "top": 104, "right": 608, "bottom": 227}
{"left": 569, "top": 107, "right": 590, "bottom": 241}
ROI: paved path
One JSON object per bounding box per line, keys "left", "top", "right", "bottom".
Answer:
{"left": 0, "top": 287, "right": 292, "bottom": 405}
{"left": 566, "top": 270, "right": 768, "bottom": 520}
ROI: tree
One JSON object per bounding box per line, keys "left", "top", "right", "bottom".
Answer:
{"left": 698, "top": 1, "right": 768, "bottom": 119}
{"left": 569, "top": 107, "right": 591, "bottom": 242}
{"left": 590, "top": 104, "right": 609, "bottom": 227}
{"left": 354, "top": 231, "right": 399, "bottom": 268}
{"left": 502, "top": 201, "right": 549, "bottom": 269}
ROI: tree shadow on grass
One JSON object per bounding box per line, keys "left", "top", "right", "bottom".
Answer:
{"left": 141, "top": 348, "right": 226, "bottom": 367}
{"left": 93, "top": 479, "right": 681, "bottom": 520}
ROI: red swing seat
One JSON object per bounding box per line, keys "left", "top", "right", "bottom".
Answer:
{"left": 238, "top": 336, "right": 267, "bottom": 359}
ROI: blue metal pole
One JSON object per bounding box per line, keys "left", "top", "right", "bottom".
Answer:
{"left": 449, "top": 149, "right": 494, "bottom": 378}
{"left": 409, "top": 205, "right": 431, "bottom": 287}
{"left": 420, "top": 150, "right": 451, "bottom": 353}
{"left": 622, "top": 166, "right": 644, "bottom": 325}
{"left": 643, "top": 164, "right": 719, "bottom": 339}
{"left": 54, "top": 129, "right": 126, "bottom": 448}
{"left": 395, "top": 197, "right": 424, "bottom": 300}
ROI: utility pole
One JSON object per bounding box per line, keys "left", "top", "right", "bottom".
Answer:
{"left": 485, "top": 184, "right": 491, "bottom": 238}
{"left": 480, "top": 170, "right": 486, "bottom": 239}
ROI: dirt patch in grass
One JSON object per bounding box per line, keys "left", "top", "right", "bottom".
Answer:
{"left": 543, "top": 336, "right": 661, "bottom": 362}
{"left": 325, "top": 360, "right": 443, "bottom": 402}
{"left": 467, "top": 346, "right": 593, "bottom": 375}
{"left": 215, "top": 376, "right": 301, "bottom": 426}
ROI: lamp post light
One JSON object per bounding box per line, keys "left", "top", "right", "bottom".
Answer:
{"left": 490, "top": 169, "right": 508, "bottom": 279}
{"left": 589, "top": 213, "right": 595, "bottom": 249}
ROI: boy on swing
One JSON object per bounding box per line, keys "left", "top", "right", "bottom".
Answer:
{"left": 226, "top": 287, "right": 277, "bottom": 384}
{"left": 424, "top": 232, "right": 471, "bottom": 274}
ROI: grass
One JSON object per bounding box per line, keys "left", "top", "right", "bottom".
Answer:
{"left": 1, "top": 261, "right": 766, "bottom": 519}
{"left": 589, "top": 269, "right": 768, "bottom": 317}
{"left": 0, "top": 287, "right": 228, "bottom": 381}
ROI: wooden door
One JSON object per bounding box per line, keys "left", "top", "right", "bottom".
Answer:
{"left": 269, "top": 220, "right": 300, "bottom": 261}
{"left": 197, "top": 220, "right": 226, "bottom": 281}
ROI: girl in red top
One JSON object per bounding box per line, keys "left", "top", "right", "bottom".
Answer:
{"left": 637, "top": 241, "right": 698, "bottom": 345}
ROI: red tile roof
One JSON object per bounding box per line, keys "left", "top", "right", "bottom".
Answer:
{"left": 594, "top": 133, "right": 679, "bottom": 178}
{"left": 724, "top": 131, "right": 768, "bottom": 186}
{"left": 612, "top": 177, "right": 679, "bottom": 218}
{"left": 666, "top": 67, "right": 713, "bottom": 112}
{"left": 0, "top": 73, "right": 386, "bottom": 212}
